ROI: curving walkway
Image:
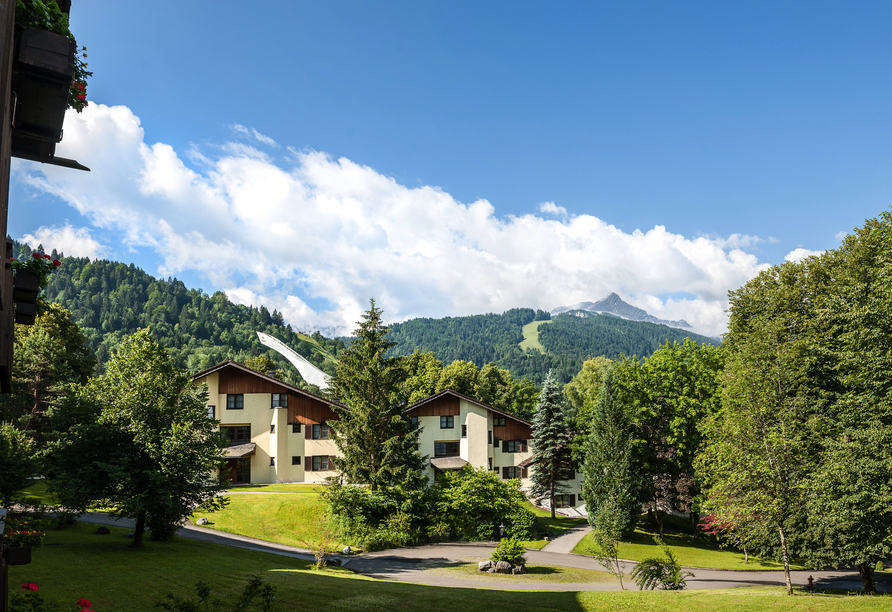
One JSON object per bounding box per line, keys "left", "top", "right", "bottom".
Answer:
{"left": 76, "top": 514, "right": 889, "bottom": 593}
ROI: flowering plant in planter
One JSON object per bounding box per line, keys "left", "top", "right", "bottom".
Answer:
{"left": 14, "top": 0, "right": 92, "bottom": 111}
{"left": 12, "top": 252, "right": 62, "bottom": 291}
{"left": 2, "top": 513, "right": 46, "bottom": 547}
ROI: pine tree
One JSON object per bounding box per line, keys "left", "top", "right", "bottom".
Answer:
{"left": 529, "top": 370, "right": 570, "bottom": 518}
{"left": 582, "top": 367, "right": 640, "bottom": 539}
{"left": 327, "top": 299, "right": 425, "bottom": 492}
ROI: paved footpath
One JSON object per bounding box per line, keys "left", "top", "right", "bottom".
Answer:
{"left": 77, "top": 514, "right": 889, "bottom": 593}
{"left": 541, "top": 523, "right": 591, "bottom": 554}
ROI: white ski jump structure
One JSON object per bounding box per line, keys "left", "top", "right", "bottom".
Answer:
{"left": 256, "top": 331, "right": 331, "bottom": 390}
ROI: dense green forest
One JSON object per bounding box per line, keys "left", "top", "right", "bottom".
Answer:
{"left": 14, "top": 242, "right": 345, "bottom": 386}
{"left": 16, "top": 240, "right": 717, "bottom": 386}
{"left": 388, "top": 308, "right": 717, "bottom": 384}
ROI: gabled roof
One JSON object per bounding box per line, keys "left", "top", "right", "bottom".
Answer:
{"left": 191, "top": 360, "right": 342, "bottom": 407}
{"left": 405, "top": 388, "right": 532, "bottom": 427}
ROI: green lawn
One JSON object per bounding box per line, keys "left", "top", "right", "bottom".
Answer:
{"left": 190, "top": 493, "right": 350, "bottom": 550}
{"left": 227, "top": 483, "right": 329, "bottom": 493}
{"left": 421, "top": 557, "right": 615, "bottom": 584}
{"left": 521, "top": 501, "right": 586, "bottom": 549}
{"left": 9, "top": 523, "right": 889, "bottom": 612}
{"left": 18, "top": 479, "right": 58, "bottom": 505}
{"left": 519, "top": 320, "right": 550, "bottom": 352}
{"left": 572, "top": 520, "right": 802, "bottom": 571}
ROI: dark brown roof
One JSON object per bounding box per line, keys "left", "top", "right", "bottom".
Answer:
{"left": 405, "top": 388, "right": 532, "bottom": 427}
{"left": 191, "top": 360, "right": 342, "bottom": 407}
{"left": 517, "top": 456, "right": 534, "bottom": 468}
{"left": 430, "top": 456, "right": 470, "bottom": 470}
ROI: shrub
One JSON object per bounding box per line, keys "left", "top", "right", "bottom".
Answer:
{"left": 156, "top": 573, "right": 276, "bottom": 611}
{"left": 491, "top": 537, "right": 526, "bottom": 566}
{"left": 876, "top": 560, "right": 885, "bottom": 573}
{"left": 505, "top": 507, "right": 536, "bottom": 540}
{"left": 630, "top": 537, "right": 693, "bottom": 590}
{"left": 436, "top": 466, "right": 530, "bottom": 540}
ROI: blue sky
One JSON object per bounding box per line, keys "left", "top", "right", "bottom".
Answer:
{"left": 10, "top": 1, "right": 892, "bottom": 336}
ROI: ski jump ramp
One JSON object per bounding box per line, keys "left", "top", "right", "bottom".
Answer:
{"left": 256, "top": 331, "right": 331, "bottom": 390}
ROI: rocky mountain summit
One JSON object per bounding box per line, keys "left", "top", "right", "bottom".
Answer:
{"left": 550, "top": 293, "right": 693, "bottom": 330}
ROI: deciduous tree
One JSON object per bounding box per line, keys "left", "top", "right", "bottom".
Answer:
{"left": 48, "top": 329, "right": 227, "bottom": 546}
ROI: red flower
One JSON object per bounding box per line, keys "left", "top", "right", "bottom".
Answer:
{"left": 77, "top": 598, "right": 92, "bottom": 607}
{"left": 31, "top": 253, "right": 42, "bottom": 259}
{"left": 22, "top": 583, "right": 38, "bottom": 591}
{"left": 44, "top": 254, "right": 51, "bottom": 259}
{"left": 53, "top": 259, "right": 61, "bottom": 267}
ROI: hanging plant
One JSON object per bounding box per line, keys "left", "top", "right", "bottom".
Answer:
{"left": 14, "top": 0, "right": 92, "bottom": 111}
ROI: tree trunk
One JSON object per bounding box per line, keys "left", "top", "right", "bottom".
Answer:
{"left": 743, "top": 547, "right": 748, "bottom": 564}
{"left": 858, "top": 562, "right": 877, "bottom": 595}
{"left": 550, "top": 482, "right": 555, "bottom": 519}
{"left": 133, "top": 510, "right": 146, "bottom": 548}
{"left": 656, "top": 509, "right": 664, "bottom": 538}
{"left": 778, "top": 526, "right": 792, "bottom": 595}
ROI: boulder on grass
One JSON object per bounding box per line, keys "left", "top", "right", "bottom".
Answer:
{"left": 94, "top": 526, "right": 110, "bottom": 535}
{"left": 478, "top": 560, "right": 492, "bottom": 571}
{"left": 512, "top": 565, "right": 526, "bottom": 575}
{"left": 494, "top": 561, "right": 512, "bottom": 574}
{"left": 195, "top": 517, "right": 209, "bottom": 526}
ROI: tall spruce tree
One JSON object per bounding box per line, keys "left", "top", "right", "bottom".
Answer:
{"left": 530, "top": 371, "right": 570, "bottom": 518}
{"left": 328, "top": 299, "right": 425, "bottom": 491}
{"left": 582, "top": 367, "right": 640, "bottom": 539}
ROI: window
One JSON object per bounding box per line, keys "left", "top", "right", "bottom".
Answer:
{"left": 560, "top": 468, "right": 576, "bottom": 481}
{"left": 207, "top": 405, "right": 216, "bottom": 419}
{"left": 226, "top": 394, "right": 244, "bottom": 410}
{"left": 488, "top": 457, "right": 492, "bottom": 470}
{"left": 440, "top": 415, "right": 454, "bottom": 429}
{"left": 292, "top": 423, "right": 302, "bottom": 434}
{"left": 488, "top": 430, "right": 492, "bottom": 444}
{"left": 292, "top": 456, "right": 301, "bottom": 465}
{"left": 493, "top": 417, "right": 506, "bottom": 427}
{"left": 493, "top": 436, "right": 500, "bottom": 447}
{"left": 271, "top": 393, "right": 288, "bottom": 408}
{"left": 312, "top": 424, "right": 329, "bottom": 439}
{"left": 504, "top": 466, "right": 522, "bottom": 479}
{"left": 235, "top": 457, "right": 251, "bottom": 483}
{"left": 409, "top": 416, "right": 419, "bottom": 429}
{"left": 554, "top": 494, "right": 576, "bottom": 508}
{"left": 270, "top": 424, "right": 276, "bottom": 434}
{"left": 270, "top": 457, "right": 275, "bottom": 466}
{"left": 505, "top": 440, "right": 522, "bottom": 453}
{"left": 434, "top": 441, "right": 460, "bottom": 457}
{"left": 312, "top": 456, "right": 330, "bottom": 471}
{"left": 221, "top": 426, "right": 251, "bottom": 445}
{"left": 461, "top": 424, "right": 467, "bottom": 438}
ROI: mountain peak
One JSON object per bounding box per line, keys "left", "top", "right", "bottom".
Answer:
{"left": 550, "top": 294, "right": 692, "bottom": 331}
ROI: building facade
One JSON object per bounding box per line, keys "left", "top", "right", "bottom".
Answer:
{"left": 193, "top": 361, "right": 582, "bottom": 509}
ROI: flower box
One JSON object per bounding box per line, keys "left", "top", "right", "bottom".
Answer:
{"left": 12, "top": 270, "right": 40, "bottom": 301}
{"left": 11, "top": 26, "right": 76, "bottom": 161}
{"left": 5, "top": 545, "right": 32, "bottom": 566}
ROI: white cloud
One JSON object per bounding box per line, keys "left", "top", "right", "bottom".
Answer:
{"left": 20, "top": 223, "right": 106, "bottom": 259}
{"left": 18, "top": 104, "right": 777, "bottom": 337}
{"left": 835, "top": 231, "right": 848, "bottom": 241}
{"left": 230, "top": 123, "right": 278, "bottom": 147}
{"left": 537, "top": 201, "right": 567, "bottom": 217}
{"left": 785, "top": 247, "right": 824, "bottom": 262}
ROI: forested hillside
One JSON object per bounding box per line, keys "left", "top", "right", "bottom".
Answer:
{"left": 17, "top": 240, "right": 717, "bottom": 386}
{"left": 388, "top": 308, "right": 717, "bottom": 383}
{"left": 14, "top": 242, "right": 345, "bottom": 382}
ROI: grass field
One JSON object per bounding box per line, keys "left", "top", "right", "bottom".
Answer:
{"left": 572, "top": 520, "right": 802, "bottom": 571}
{"left": 227, "top": 483, "right": 329, "bottom": 493}
{"left": 18, "top": 479, "right": 58, "bottom": 505}
{"left": 9, "top": 523, "right": 888, "bottom": 612}
{"left": 421, "top": 557, "right": 615, "bottom": 584}
{"left": 189, "top": 493, "right": 350, "bottom": 550}
{"left": 519, "top": 320, "right": 551, "bottom": 352}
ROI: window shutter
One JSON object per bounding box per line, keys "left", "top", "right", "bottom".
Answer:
{"left": 569, "top": 494, "right": 576, "bottom": 507}
{"left": 305, "top": 456, "right": 311, "bottom": 471}
{"left": 502, "top": 467, "right": 509, "bottom": 479}
{"left": 493, "top": 436, "right": 499, "bottom": 446}
{"left": 521, "top": 467, "right": 528, "bottom": 478}
{"left": 305, "top": 424, "right": 311, "bottom": 440}
{"left": 520, "top": 439, "right": 528, "bottom": 452}
{"left": 329, "top": 456, "right": 336, "bottom": 470}
{"left": 502, "top": 439, "right": 508, "bottom": 452}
